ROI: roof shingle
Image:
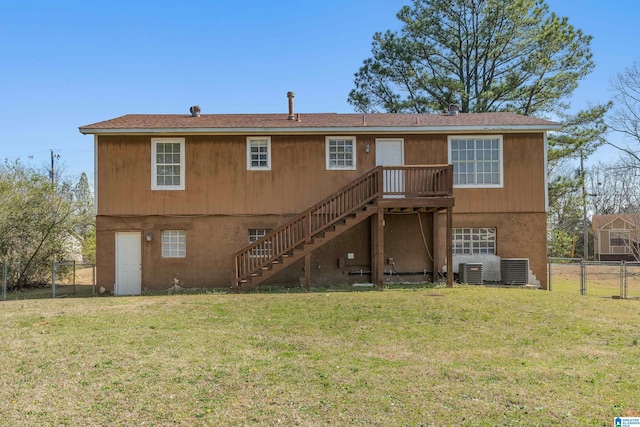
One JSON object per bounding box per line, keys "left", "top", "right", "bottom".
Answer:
{"left": 79, "top": 112, "right": 561, "bottom": 134}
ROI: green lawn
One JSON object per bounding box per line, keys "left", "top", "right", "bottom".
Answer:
{"left": 1, "top": 287, "right": 639, "bottom": 426}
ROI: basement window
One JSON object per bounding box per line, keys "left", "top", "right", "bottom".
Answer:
{"left": 326, "top": 137, "right": 356, "bottom": 170}
{"left": 453, "top": 228, "right": 496, "bottom": 255}
{"left": 249, "top": 229, "right": 272, "bottom": 258}
{"left": 162, "top": 230, "right": 186, "bottom": 258}
{"left": 247, "top": 137, "right": 271, "bottom": 170}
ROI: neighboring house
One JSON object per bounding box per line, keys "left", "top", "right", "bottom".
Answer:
{"left": 62, "top": 233, "right": 84, "bottom": 264}
{"left": 593, "top": 214, "right": 640, "bottom": 261}
{"left": 79, "top": 97, "right": 560, "bottom": 295}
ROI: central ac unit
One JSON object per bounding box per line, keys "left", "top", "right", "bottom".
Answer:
{"left": 501, "top": 258, "right": 529, "bottom": 285}
{"left": 459, "top": 263, "right": 483, "bottom": 284}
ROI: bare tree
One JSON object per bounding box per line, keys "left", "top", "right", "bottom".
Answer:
{"left": 610, "top": 59, "right": 640, "bottom": 165}
{"left": 587, "top": 159, "right": 640, "bottom": 260}
{"left": 588, "top": 160, "right": 640, "bottom": 215}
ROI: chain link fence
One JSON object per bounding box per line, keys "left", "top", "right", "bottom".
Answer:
{"left": 52, "top": 261, "right": 96, "bottom": 298}
{"left": 2, "top": 261, "right": 96, "bottom": 301}
{"left": 626, "top": 262, "right": 640, "bottom": 299}
{"left": 549, "top": 257, "right": 640, "bottom": 299}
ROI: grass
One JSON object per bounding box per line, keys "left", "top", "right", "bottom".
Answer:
{"left": 1, "top": 288, "right": 639, "bottom": 426}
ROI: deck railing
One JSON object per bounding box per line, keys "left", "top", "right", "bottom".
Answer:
{"left": 232, "top": 165, "right": 453, "bottom": 286}
{"left": 380, "top": 165, "right": 452, "bottom": 197}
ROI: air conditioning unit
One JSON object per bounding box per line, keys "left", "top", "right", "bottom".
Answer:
{"left": 459, "top": 263, "right": 483, "bottom": 284}
{"left": 501, "top": 258, "right": 529, "bottom": 285}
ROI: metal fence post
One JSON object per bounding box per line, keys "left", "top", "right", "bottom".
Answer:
{"left": 52, "top": 261, "right": 56, "bottom": 298}
{"left": 622, "top": 261, "right": 627, "bottom": 299}
{"left": 2, "top": 263, "right": 6, "bottom": 301}
{"left": 580, "top": 260, "right": 586, "bottom": 296}
{"left": 548, "top": 258, "right": 552, "bottom": 291}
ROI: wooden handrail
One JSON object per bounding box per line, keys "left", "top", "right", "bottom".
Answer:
{"left": 232, "top": 165, "right": 453, "bottom": 286}
{"left": 380, "top": 165, "right": 453, "bottom": 197}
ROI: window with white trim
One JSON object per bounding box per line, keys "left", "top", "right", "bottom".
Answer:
{"left": 248, "top": 229, "right": 271, "bottom": 258}
{"left": 247, "top": 137, "right": 271, "bottom": 170}
{"left": 326, "top": 137, "right": 356, "bottom": 170}
{"left": 449, "top": 136, "right": 502, "bottom": 187}
{"left": 453, "top": 228, "right": 496, "bottom": 255}
{"left": 610, "top": 229, "right": 630, "bottom": 247}
{"left": 152, "top": 138, "right": 185, "bottom": 190}
{"left": 162, "top": 230, "right": 186, "bottom": 258}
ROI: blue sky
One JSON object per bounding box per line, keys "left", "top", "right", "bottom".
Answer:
{"left": 1, "top": 0, "right": 638, "bottom": 185}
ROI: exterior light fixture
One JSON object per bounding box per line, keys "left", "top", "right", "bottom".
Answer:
{"left": 146, "top": 231, "right": 153, "bottom": 242}
{"left": 365, "top": 144, "right": 371, "bottom": 153}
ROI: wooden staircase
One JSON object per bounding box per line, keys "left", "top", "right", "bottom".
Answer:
{"left": 231, "top": 165, "right": 453, "bottom": 291}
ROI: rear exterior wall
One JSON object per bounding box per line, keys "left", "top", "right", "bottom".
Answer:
{"left": 95, "top": 132, "right": 547, "bottom": 290}
{"left": 96, "top": 212, "right": 436, "bottom": 291}
{"left": 96, "top": 133, "right": 545, "bottom": 216}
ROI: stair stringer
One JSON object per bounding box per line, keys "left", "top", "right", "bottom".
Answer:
{"left": 236, "top": 204, "right": 378, "bottom": 291}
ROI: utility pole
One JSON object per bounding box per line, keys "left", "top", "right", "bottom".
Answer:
{"left": 581, "top": 151, "right": 588, "bottom": 260}
{"left": 580, "top": 150, "right": 598, "bottom": 261}
{"left": 50, "top": 149, "right": 60, "bottom": 186}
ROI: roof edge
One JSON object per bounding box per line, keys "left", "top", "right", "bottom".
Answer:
{"left": 80, "top": 124, "right": 562, "bottom": 135}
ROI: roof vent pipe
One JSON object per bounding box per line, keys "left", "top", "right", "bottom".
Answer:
{"left": 448, "top": 104, "right": 460, "bottom": 116}
{"left": 287, "top": 92, "right": 295, "bottom": 120}
{"left": 190, "top": 106, "right": 201, "bottom": 117}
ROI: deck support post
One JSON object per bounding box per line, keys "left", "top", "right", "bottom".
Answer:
{"left": 372, "top": 208, "right": 385, "bottom": 290}
{"left": 304, "top": 254, "right": 311, "bottom": 292}
{"left": 446, "top": 207, "right": 453, "bottom": 288}
{"left": 431, "top": 211, "right": 438, "bottom": 282}
{"left": 231, "top": 255, "right": 238, "bottom": 289}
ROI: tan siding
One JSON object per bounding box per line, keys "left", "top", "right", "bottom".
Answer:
{"left": 99, "top": 134, "right": 371, "bottom": 216}
{"left": 98, "top": 136, "right": 150, "bottom": 216}
{"left": 404, "top": 134, "right": 448, "bottom": 165}
{"left": 453, "top": 133, "right": 545, "bottom": 213}
{"left": 97, "top": 131, "right": 546, "bottom": 216}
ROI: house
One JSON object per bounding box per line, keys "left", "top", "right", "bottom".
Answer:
{"left": 79, "top": 95, "right": 560, "bottom": 294}
{"left": 593, "top": 214, "right": 640, "bottom": 261}
{"left": 62, "top": 233, "right": 84, "bottom": 264}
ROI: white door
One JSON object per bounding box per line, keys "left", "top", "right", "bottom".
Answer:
{"left": 115, "top": 232, "right": 142, "bottom": 295}
{"left": 376, "top": 139, "right": 404, "bottom": 196}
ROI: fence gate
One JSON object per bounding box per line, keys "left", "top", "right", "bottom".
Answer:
{"left": 549, "top": 258, "right": 640, "bottom": 299}
{"left": 583, "top": 261, "right": 623, "bottom": 298}
{"left": 548, "top": 258, "right": 582, "bottom": 295}
{"left": 52, "top": 261, "right": 96, "bottom": 298}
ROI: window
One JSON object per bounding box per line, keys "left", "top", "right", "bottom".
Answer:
{"left": 326, "top": 137, "right": 356, "bottom": 170}
{"left": 247, "top": 137, "right": 271, "bottom": 170}
{"left": 610, "top": 230, "right": 630, "bottom": 247}
{"left": 162, "top": 230, "right": 186, "bottom": 258}
{"left": 152, "top": 138, "right": 185, "bottom": 190}
{"left": 449, "top": 136, "right": 502, "bottom": 187}
{"left": 249, "top": 229, "right": 271, "bottom": 258}
{"left": 453, "top": 228, "right": 496, "bottom": 255}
